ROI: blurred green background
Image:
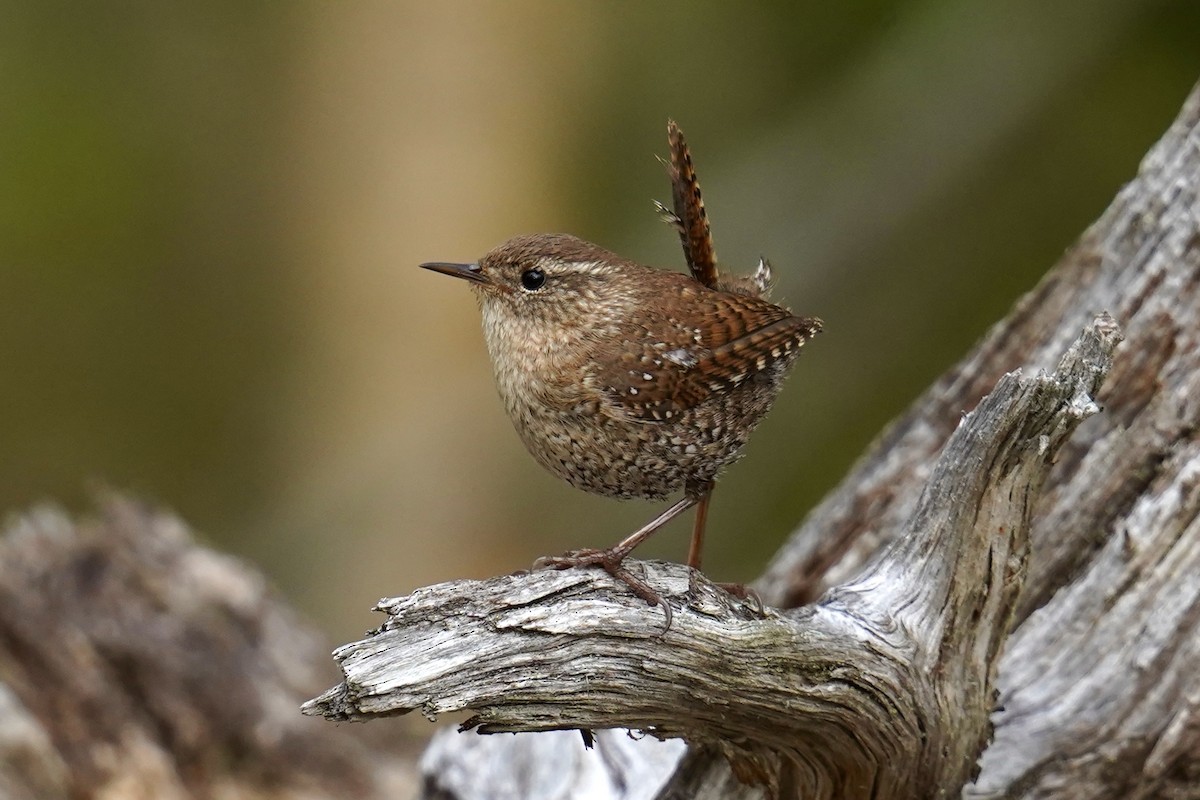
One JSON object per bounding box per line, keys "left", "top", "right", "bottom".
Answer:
{"left": 3, "top": 2, "right": 1198, "bottom": 636}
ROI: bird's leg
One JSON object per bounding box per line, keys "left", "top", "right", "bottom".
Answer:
{"left": 535, "top": 494, "right": 696, "bottom": 572}
{"left": 686, "top": 482, "right": 714, "bottom": 570}
{"left": 534, "top": 494, "right": 701, "bottom": 614}
{"left": 682, "top": 481, "right": 763, "bottom": 611}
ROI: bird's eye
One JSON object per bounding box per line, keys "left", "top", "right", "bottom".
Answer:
{"left": 520, "top": 267, "right": 546, "bottom": 291}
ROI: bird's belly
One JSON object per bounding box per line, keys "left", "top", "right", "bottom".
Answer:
{"left": 508, "top": 382, "right": 781, "bottom": 500}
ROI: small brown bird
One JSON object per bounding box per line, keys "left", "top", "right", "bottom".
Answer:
{"left": 420, "top": 122, "right": 821, "bottom": 609}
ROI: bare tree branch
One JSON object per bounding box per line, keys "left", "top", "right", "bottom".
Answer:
{"left": 306, "top": 317, "right": 1120, "bottom": 798}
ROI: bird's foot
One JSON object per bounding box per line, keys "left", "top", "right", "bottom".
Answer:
{"left": 533, "top": 547, "right": 616, "bottom": 572}
{"left": 534, "top": 548, "right": 673, "bottom": 629}
{"left": 716, "top": 581, "right": 764, "bottom": 615}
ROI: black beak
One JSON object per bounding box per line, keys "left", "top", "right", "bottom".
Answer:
{"left": 419, "top": 261, "right": 488, "bottom": 284}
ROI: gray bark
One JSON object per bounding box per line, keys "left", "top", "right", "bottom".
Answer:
{"left": 308, "top": 79, "right": 1200, "bottom": 798}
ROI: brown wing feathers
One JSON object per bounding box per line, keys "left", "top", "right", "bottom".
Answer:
{"left": 596, "top": 289, "right": 821, "bottom": 421}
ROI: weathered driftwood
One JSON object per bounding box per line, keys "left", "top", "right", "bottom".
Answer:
{"left": 310, "top": 79, "right": 1200, "bottom": 799}
{"left": 305, "top": 319, "right": 1118, "bottom": 798}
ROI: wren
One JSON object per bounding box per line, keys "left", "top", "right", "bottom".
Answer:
{"left": 420, "top": 121, "right": 821, "bottom": 611}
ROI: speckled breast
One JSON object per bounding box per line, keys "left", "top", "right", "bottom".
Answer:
{"left": 507, "top": 364, "right": 791, "bottom": 500}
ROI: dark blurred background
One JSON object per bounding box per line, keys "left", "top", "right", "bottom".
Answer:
{"left": 3, "top": 2, "right": 1198, "bottom": 636}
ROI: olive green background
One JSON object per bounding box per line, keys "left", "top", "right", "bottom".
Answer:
{"left": 3, "top": 2, "right": 1198, "bottom": 635}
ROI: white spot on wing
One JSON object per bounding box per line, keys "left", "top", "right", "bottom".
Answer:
{"left": 664, "top": 348, "right": 698, "bottom": 368}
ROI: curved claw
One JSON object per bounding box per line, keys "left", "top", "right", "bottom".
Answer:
{"left": 533, "top": 548, "right": 674, "bottom": 632}
{"left": 717, "top": 581, "right": 764, "bottom": 616}
{"left": 610, "top": 562, "right": 673, "bottom": 634}
{"left": 532, "top": 548, "right": 611, "bottom": 571}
